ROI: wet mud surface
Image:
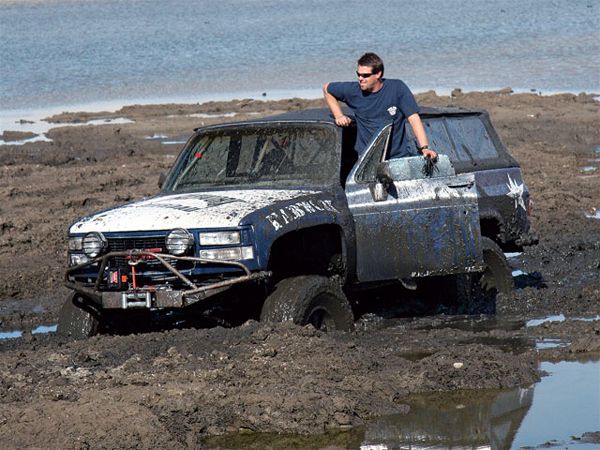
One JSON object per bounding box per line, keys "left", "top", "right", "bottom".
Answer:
{"left": 1, "top": 92, "right": 599, "bottom": 448}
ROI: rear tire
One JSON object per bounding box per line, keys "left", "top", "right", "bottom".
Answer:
{"left": 260, "top": 275, "right": 354, "bottom": 331}
{"left": 57, "top": 293, "right": 101, "bottom": 339}
{"left": 457, "top": 237, "right": 513, "bottom": 313}
{"left": 480, "top": 236, "right": 513, "bottom": 295}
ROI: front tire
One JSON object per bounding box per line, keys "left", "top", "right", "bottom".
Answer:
{"left": 57, "top": 293, "right": 101, "bottom": 339}
{"left": 260, "top": 275, "right": 354, "bottom": 331}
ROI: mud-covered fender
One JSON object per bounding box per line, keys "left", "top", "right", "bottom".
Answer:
{"left": 239, "top": 188, "right": 355, "bottom": 270}
{"left": 474, "top": 168, "right": 530, "bottom": 242}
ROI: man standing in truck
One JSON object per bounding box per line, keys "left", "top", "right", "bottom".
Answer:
{"left": 323, "top": 52, "right": 437, "bottom": 160}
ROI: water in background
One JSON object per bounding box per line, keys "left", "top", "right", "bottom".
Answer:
{"left": 1, "top": 0, "right": 599, "bottom": 114}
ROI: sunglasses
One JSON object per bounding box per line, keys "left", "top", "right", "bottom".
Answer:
{"left": 356, "top": 71, "right": 375, "bottom": 78}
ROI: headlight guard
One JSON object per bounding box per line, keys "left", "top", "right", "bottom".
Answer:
{"left": 165, "top": 228, "right": 195, "bottom": 255}
{"left": 82, "top": 232, "right": 107, "bottom": 258}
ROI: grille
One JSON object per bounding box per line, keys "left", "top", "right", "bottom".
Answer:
{"left": 108, "top": 236, "right": 166, "bottom": 252}
{"left": 107, "top": 236, "right": 169, "bottom": 269}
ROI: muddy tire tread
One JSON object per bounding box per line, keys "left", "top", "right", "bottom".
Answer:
{"left": 57, "top": 293, "right": 101, "bottom": 339}
{"left": 481, "top": 236, "right": 513, "bottom": 294}
{"left": 260, "top": 275, "right": 354, "bottom": 331}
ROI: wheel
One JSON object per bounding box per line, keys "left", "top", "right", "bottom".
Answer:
{"left": 260, "top": 275, "right": 354, "bottom": 331}
{"left": 479, "top": 236, "right": 513, "bottom": 295}
{"left": 57, "top": 292, "right": 101, "bottom": 339}
{"left": 457, "top": 237, "right": 513, "bottom": 313}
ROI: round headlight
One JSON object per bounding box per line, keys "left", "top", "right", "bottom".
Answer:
{"left": 82, "top": 232, "right": 107, "bottom": 258}
{"left": 165, "top": 229, "right": 194, "bottom": 255}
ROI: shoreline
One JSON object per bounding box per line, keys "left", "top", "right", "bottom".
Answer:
{"left": 2, "top": 87, "right": 598, "bottom": 141}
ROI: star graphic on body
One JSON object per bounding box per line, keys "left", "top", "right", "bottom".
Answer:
{"left": 506, "top": 175, "right": 526, "bottom": 210}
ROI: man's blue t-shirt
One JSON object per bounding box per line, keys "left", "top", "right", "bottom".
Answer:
{"left": 327, "top": 79, "right": 420, "bottom": 158}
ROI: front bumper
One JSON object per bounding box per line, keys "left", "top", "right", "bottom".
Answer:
{"left": 65, "top": 250, "right": 271, "bottom": 309}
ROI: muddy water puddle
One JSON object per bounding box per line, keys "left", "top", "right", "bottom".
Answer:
{"left": 535, "top": 338, "right": 570, "bottom": 350}
{"left": 203, "top": 314, "right": 598, "bottom": 449}
{"left": 585, "top": 209, "right": 600, "bottom": 219}
{"left": 580, "top": 165, "right": 597, "bottom": 174}
{"left": 205, "top": 358, "right": 600, "bottom": 450}
{"left": 0, "top": 324, "right": 56, "bottom": 340}
{"left": 526, "top": 314, "right": 600, "bottom": 327}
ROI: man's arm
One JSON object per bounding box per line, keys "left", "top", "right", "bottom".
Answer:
{"left": 407, "top": 113, "right": 437, "bottom": 159}
{"left": 323, "top": 83, "right": 352, "bottom": 127}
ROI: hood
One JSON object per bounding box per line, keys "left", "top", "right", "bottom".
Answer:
{"left": 69, "top": 189, "right": 318, "bottom": 233}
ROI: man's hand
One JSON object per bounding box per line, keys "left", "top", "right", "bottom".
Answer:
{"left": 421, "top": 148, "right": 437, "bottom": 160}
{"left": 335, "top": 115, "right": 352, "bottom": 127}
{"left": 323, "top": 83, "right": 351, "bottom": 127}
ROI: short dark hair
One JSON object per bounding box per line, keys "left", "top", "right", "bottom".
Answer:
{"left": 357, "top": 52, "right": 384, "bottom": 76}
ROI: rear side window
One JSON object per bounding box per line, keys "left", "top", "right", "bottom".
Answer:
{"left": 422, "top": 118, "right": 471, "bottom": 161}
{"left": 445, "top": 116, "right": 498, "bottom": 160}
{"left": 406, "top": 114, "right": 503, "bottom": 168}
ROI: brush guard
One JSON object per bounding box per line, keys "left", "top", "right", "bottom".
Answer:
{"left": 65, "top": 250, "right": 271, "bottom": 309}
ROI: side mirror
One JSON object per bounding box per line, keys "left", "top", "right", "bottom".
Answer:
{"left": 370, "top": 162, "right": 393, "bottom": 202}
{"left": 376, "top": 162, "right": 393, "bottom": 186}
{"left": 371, "top": 181, "right": 388, "bottom": 202}
{"left": 158, "top": 172, "right": 167, "bottom": 189}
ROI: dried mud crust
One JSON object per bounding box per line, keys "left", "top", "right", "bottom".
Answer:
{"left": 1, "top": 92, "right": 600, "bottom": 447}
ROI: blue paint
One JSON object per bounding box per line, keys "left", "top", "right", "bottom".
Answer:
{"left": 68, "top": 226, "right": 261, "bottom": 279}
{"left": 244, "top": 192, "right": 348, "bottom": 268}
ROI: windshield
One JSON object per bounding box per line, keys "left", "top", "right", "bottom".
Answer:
{"left": 164, "top": 123, "right": 339, "bottom": 191}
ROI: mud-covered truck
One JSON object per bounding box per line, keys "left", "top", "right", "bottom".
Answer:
{"left": 61, "top": 107, "right": 533, "bottom": 338}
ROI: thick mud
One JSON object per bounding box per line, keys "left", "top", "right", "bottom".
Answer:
{"left": 1, "top": 91, "right": 599, "bottom": 448}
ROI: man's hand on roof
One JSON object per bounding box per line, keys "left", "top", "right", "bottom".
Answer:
{"left": 334, "top": 114, "right": 352, "bottom": 127}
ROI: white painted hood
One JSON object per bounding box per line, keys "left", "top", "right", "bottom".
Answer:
{"left": 70, "top": 189, "right": 317, "bottom": 233}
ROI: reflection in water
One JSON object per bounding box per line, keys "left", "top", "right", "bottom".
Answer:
{"left": 203, "top": 359, "right": 600, "bottom": 450}
{"left": 511, "top": 360, "right": 600, "bottom": 449}
{"left": 362, "top": 387, "right": 534, "bottom": 450}
{"left": 361, "top": 360, "right": 600, "bottom": 450}
{"left": 536, "top": 338, "right": 570, "bottom": 350}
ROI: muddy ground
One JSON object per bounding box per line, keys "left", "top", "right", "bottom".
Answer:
{"left": 0, "top": 91, "right": 599, "bottom": 449}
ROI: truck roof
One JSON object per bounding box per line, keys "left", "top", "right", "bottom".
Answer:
{"left": 262, "top": 106, "right": 486, "bottom": 123}
{"left": 194, "top": 107, "right": 487, "bottom": 131}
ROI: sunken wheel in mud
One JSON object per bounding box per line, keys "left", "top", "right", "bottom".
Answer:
{"left": 260, "top": 275, "right": 354, "bottom": 331}
{"left": 479, "top": 236, "right": 513, "bottom": 295}
{"left": 57, "top": 293, "right": 101, "bottom": 339}
{"left": 458, "top": 237, "right": 513, "bottom": 313}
